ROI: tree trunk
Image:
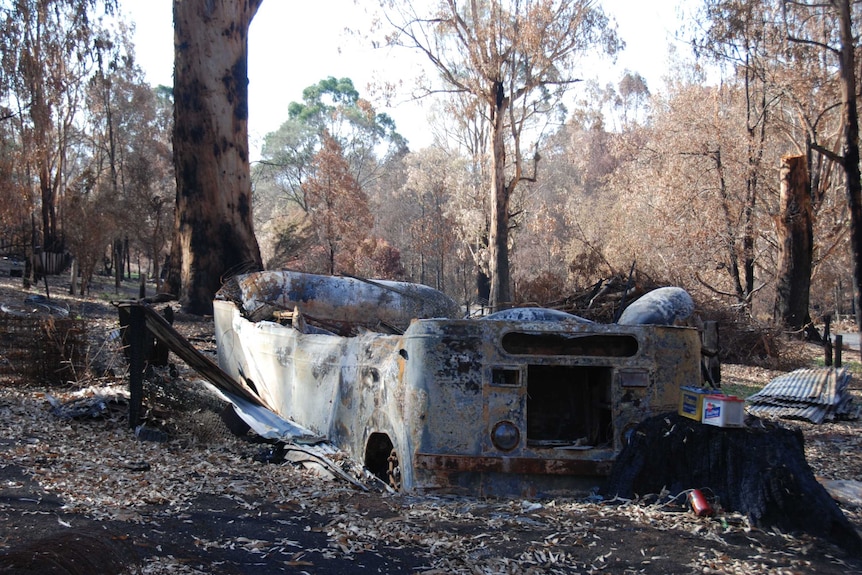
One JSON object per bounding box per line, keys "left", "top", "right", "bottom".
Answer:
{"left": 773, "top": 154, "right": 814, "bottom": 335}
{"left": 837, "top": 0, "right": 862, "bottom": 336}
{"left": 31, "top": 75, "right": 58, "bottom": 253}
{"left": 167, "top": 0, "right": 264, "bottom": 315}
{"left": 714, "top": 148, "right": 747, "bottom": 308}
{"left": 69, "top": 258, "right": 77, "bottom": 295}
{"left": 151, "top": 246, "right": 161, "bottom": 294}
{"left": 488, "top": 82, "right": 511, "bottom": 310}
{"left": 114, "top": 238, "right": 125, "bottom": 291}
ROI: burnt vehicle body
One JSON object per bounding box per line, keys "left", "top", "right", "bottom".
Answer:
{"left": 213, "top": 271, "right": 702, "bottom": 497}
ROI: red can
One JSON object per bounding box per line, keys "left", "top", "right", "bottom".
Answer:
{"left": 688, "top": 488, "right": 714, "bottom": 517}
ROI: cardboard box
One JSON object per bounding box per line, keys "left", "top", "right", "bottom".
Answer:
{"left": 702, "top": 395, "right": 745, "bottom": 428}
{"left": 678, "top": 386, "right": 711, "bottom": 421}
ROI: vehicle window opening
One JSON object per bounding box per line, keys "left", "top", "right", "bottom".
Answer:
{"left": 526, "top": 365, "right": 613, "bottom": 448}
{"left": 502, "top": 333, "right": 638, "bottom": 357}
{"left": 491, "top": 367, "right": 520, "bottom": 387}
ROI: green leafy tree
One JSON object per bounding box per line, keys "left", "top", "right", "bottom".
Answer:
{"left": 256, "top": 76, "right": 406, "bottom": 212}
{"left": 255, "top": 77, "right": 405, "bottom": 270}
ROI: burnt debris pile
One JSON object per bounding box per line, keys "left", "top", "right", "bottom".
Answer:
{"left": 546, "top": 275, "right": 661, "bottom": 324}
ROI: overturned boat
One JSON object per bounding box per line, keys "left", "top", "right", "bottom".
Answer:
{"left": 213, "top": 271, "right": 703, "bottom": 496}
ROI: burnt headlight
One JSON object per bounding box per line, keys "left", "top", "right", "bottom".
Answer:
{"left": 491, "top": 421, "right": 520, "bottom": 451}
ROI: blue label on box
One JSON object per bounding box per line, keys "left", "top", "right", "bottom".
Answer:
{"left": 682, "top": 397, "right": 697, "bottom": 414}
{"left": 704, "top": 404, "right": 721, "bottom": 419}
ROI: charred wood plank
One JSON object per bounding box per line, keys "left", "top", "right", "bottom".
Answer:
{"left": 126, "top": 305, "right": 145, "bottom": 429}
{"left": 117, "top": 301, "right": 264, "bottom": 409}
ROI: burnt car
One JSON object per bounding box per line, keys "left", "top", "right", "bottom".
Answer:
{"left": 213, "top": 271, "right": 703, "bottom": 497}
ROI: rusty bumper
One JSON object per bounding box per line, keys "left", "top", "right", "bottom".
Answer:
{"left": 415, "top": 453, "right": 614, "bottom": 477}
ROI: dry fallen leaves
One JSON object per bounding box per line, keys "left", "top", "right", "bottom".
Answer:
{"left": 1, "top": 273, "right": 860, "bottom": 574}
{"left": 5, "top": 378, "right": 855, "bottom": 575}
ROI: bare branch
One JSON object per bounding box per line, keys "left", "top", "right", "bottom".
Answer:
{"left": 695, "top": 272, "right": 741, "bottom": 299}
{"left": 811, "top": 142, "right": 844, "bottom": 164}
{"left": 785, "top": 33, "right": 840, "bottom": 55}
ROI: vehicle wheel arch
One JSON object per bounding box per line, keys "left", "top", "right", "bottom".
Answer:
{"left": 364, "top": 431, "right": 403, "bottom": 490}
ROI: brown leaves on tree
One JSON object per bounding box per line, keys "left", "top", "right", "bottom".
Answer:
{"left": 302, "top": 133, "right": 374, "bottom": 276}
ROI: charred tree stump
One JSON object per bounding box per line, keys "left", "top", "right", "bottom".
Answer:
{"left": 602, "top": 413, "right": 861, "bottom": 556}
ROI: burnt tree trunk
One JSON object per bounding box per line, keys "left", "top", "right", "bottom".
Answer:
{"left": 833, "top": 0, "right": 862, "bottom": 348}
{"left": 773, "top": 155, "right": 815, "bottom": 337}
{"left": 602, "top": 413, "right": 861, "bottom": 556}
{"left": 488, "top": 81, "right": 511, "bottom": 311}
{"left": 167, "top": 0, "right": 264, "bottom": 315}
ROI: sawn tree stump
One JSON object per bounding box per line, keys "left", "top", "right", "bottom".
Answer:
{"left": 602, "top": 413, "right": 861, "bottom": 556}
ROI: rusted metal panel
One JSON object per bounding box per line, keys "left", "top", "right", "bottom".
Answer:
{"left": 414, "top": 453, "right": 614, "bottom": 476}
{"left": 213, "top": 270, "right": 705, "bottom": 497}
{"left": 231, "top": 270, "right": 460, "bottom": 331}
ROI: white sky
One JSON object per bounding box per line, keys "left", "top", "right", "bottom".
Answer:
{"left": 123, "top": 0, "right": 688, "bottom": 160}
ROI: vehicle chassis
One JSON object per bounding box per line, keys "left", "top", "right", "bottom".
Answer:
{"left": 213, "top": 271, "right": 703, "bottom": 497}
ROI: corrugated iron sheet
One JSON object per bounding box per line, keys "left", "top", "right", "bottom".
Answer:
{"left": 746, "top": 367, "right": 859, "bottom": 424}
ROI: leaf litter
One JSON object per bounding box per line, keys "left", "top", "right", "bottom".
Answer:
{"left": 0, "top": 276, "right": 861, "bottom": 574}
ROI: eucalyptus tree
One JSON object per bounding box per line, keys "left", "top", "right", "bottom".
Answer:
{"left": 397, "top": 146, "right": 463, "bottom": 291}
{"left": 782, "top": 0, "right": 862, "bottom": 331}
{"left": 74, "top": 27, "right": 172, "bottom": 293}
{"left": 301, "top": 132, "right": 374, "bottom": 275}
{"left": 0, "top": 0, "right": 117, "bottom": 254}
{"left": 418, "top": 93, "right": 493, "bottom": 305}
{"left": 288, "top": 77, "right": 407, "bottom": 183}
{"left": 108, "top": 81, "right": 174, "bottom": 292}
{"left": 605, "top": 81, "right": 781, "bottom": 300}
{"left": 254, "top": 76, "right": 406, "bottom": 273}
{"left": 690, "top": 0, "right": 786, "bottom": 314}
{"left": 380, "top": 0, "right": 620, "bottom": 310}
{"left": 167, "top": 0, "right": 263, "bottom": 314}
{"left": 692, "top": 0, "right": 859, "bottom": 330}
{"left": 0, "top": 105, "right": 29, "bottom": 239}
{"left": 616, "top": 71, "right": 651, "bottom": 129}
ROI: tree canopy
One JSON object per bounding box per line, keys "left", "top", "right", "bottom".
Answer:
{"left": 2, "top": 0, "right": 860, "bottom": 339}
{"left": 380, "top": 0, "right": 621, "bottom": 309}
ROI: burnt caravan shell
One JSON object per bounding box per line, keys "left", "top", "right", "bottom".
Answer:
{"left": 213, "top": 271, "right": 702, "bottom": 497}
